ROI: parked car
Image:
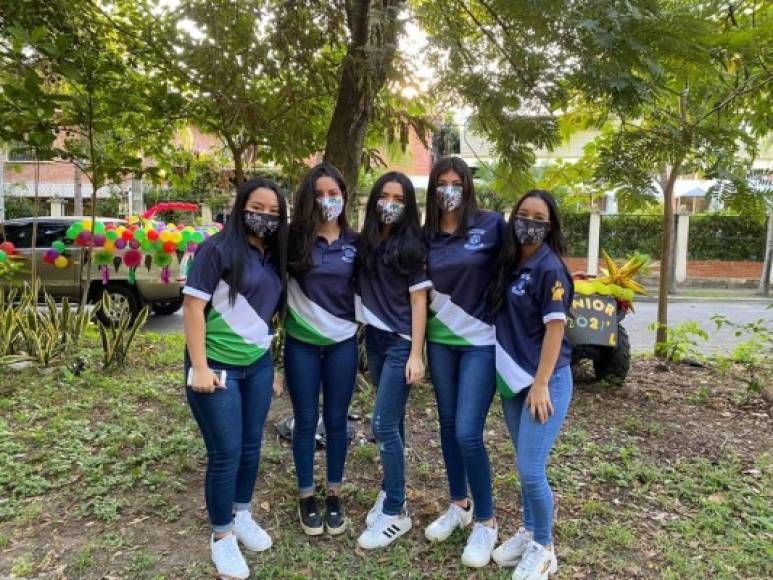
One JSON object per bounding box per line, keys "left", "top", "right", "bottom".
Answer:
{"left": 0, "top": 217, "right": 185, "bottom": 324}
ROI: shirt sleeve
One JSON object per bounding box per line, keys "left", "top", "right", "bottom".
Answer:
{"left": 539, "top": 266, "right": 571, "bottom": 324}
{"left": 182, "top": 241, "right": 223, "bottom": 302}
{"left": 408, "top": 265, "right": 433, "bottom": 293}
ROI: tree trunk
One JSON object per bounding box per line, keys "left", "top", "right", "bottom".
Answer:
{"left": 31, "top": 157, "right": 40, "bottom": 281}
{"left": 74, "top": 164, "right": 83, "bottom": 215}
{"left": 324, "top": 0, "right": 405, "bottom": 197}
{"left": 654, "top": 161, "right": 682, "bottom": 358}
{"left": 759, "top": 212, "right": 773, "bottom": 296}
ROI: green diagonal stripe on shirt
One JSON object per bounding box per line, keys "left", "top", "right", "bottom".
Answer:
{"left": 427, "top": 311, "right": 473, "bottom": 346}
{"left": 285, "top": 306, "right": 337, "bottom": 346}
{"left": 206, "top": 308, "right": 267, "bottom": 365}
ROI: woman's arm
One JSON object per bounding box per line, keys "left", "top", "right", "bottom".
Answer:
{"left": 406, "top": 288, "right": 428, "bottom": 384}
{"left": 183, "top": 295, "right": 222, "bottom": 392}
{"left": 526, "top": 320, "right": 565, "bottom": 423}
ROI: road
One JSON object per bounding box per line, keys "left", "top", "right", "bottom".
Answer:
{"left": 145, "top": 300, "right": 772, "bottom": 355}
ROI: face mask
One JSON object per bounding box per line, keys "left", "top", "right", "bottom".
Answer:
{"left": 437, "top": 185, "right": 463, "bottom": 212}
{"left": 316, "top": 196, "right": 344, "bottom": 222}
{"left": 376, "top": 199, "right": 405, "bottom": 225}
{"left": 244, "top": 211, "right": 280, "bottom": 237}
{"left": 514, "top": 217, "right": 550, "bottom": 245}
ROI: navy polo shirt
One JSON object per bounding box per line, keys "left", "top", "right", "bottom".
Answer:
{"left": 355, "top": 243, "right": 432, "bottom": 340}
{"left": 183, "top": 238, "right": 282, "bottom": 366}
{"left": 286, "top": 229, "right": 359, "bottom": 345}
{"left": 427, "top": 210, "right": 505, "bottom": 346}
{"left": 495, "top": 244, "right": 573, "bottom": 398}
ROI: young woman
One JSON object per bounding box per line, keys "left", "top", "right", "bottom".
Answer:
{"left": 354, "top": 171, "right": 431, "bottom": 550}
{"left": 488, "top": 190, "right": 574, "bottom": 580}
{"left": 285, "top": 163, "right": 359, "bottom": 536}
{"left": 422, "top": 156, "right": 505, "bottom": 567}
{"left": 183, "top": 178, "right": 288, "bottom": 580}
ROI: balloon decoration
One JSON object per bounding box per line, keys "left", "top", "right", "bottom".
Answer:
{"left": 61, "top": 213, "right": 222, "bottom": 286}
{"left": 41, "top": 239, "right": 71, "bottom": 269}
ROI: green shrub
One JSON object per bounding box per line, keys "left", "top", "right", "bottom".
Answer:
{"left": 600, "top": 214, "right": 663, "bottom": 258}
{"left": 688, "top": 214, "right": 766, "bottom": 261}
{"left": 563, "top": 211, "right": 591, "bottom": 256}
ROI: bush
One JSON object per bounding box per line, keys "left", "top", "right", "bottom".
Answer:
{"left": 4, "top": 196, "right": 35, "bottom": 219}
{"left": 688, "top": 214, "right": 766, "bottom": 261}
{"left": 600, "top": 214, "right": 663, "bottom": 258}
{"left": 563, "top": 211, "right": 590, "bottom": 257}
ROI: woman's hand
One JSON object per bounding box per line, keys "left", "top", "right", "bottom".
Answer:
{"left": 405, "top": 352, "right": 425, "bottom": 385}
{"left": 189, "top": 365, "right": 223, "bottom": 393}
{"left": 526, "top": 380, "right": 554, "bottom": 424}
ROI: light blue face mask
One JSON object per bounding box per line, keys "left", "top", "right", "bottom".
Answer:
{"left": 316, "top": 196, "right": 344, "bottom": 222}
{"left": 437, "top": 185, "right": 463, "bottom": 211}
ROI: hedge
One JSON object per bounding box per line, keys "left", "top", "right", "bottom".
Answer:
{"left": 600, "top": 214, "right": 663, "bottom": 259}
{"left": 688, "top": 215, "right": 767, "bottom": 261}
{"left": 563, "top": 211, "right": 590, "bottom": 257}
{"left": 563, "top": 212, "right": 768, "bottom": 262}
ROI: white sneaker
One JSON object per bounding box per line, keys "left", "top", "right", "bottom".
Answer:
{"left": 493, "top": 527, "right": 534, "bottom": 567}
{"left": 233, "top": 510, "right": 273, "bottom": 551}
{"left": 365, "top": 489, "right": 387, "bottom": 527}
{"left": 210, "top": 533, "right": 249, "bottom": 579}
{"left": 513, "top": 541, "right": 558, "bottom": 580}
{"left": 424, "top": 501, "right": 474, "bottom": 542}
{"left": 461, "top": 522, "right": 498, "bottom": 567}
{"left": 357, "top": 509, "right": 412, "bottom": 550}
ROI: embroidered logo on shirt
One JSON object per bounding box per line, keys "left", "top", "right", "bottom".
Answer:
{"left": 511, "top": 272, "right": 531, "bottom": 296}
{"left": 463, "top": 228, "right": 486, "bottom": 250}
{"left": 341, "top": 244, "right": 357, "bottom": 263}
{"left": 551, "top": 280, "right": 565, "bottom": 301}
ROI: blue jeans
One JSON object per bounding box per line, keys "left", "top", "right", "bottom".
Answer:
{"left": 185, "top": 352, "right": 274, "bottom": 533}
{"left": 427, "top": 342, "right": 496, "bottom": 521}
{"left": 365, "top": 326, "right": 412, "bottom": 516}
{"left": 284, "top": 334, "right": 357, "bottom": 494}
{"left": 501, "top": 364, "right": 573, "bottom": 546}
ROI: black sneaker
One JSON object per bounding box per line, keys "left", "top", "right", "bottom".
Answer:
{"left": 325, "top": 495, "right": 346, "bottom": 535}
{"left": 298, "top": 496, "right": 324, "bottom": 536}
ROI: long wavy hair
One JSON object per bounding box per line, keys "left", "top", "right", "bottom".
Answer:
{"left": 211, "top": 177, "right": 288, "bottom": 307}
{"left": 357, "top": 171, "right": 425, "bottom": 276}
{"left": 288, "top": 162, "right": 350, "bottom": 275}
{"left": 489, "top": 189, "right": 571, "bottom": 313}
{"left": 424, "top": 156, "right": 479, "bottom": 238}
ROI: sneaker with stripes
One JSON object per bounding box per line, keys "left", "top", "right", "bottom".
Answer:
{"left": 356, "top": 509, "right": 412, "bottom": 550}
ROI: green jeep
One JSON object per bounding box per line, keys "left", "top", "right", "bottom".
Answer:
{"left": 0, "top": 216, "right": 185, "bottom": 324}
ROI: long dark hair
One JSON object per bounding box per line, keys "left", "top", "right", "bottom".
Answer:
{"left": 489, "top": 189, "right": 571, "bottom": 313}
{"left": 288, "top": 162, "right": 350, "bottom": 275}
{"left": 211, "top": 177, "right": 288, "bottom": 306}
{"left": 357, "top": 171, "right": 425, "bottom": 275}
{"left": 424, "top": 156, "right": 479, "bottom": 238}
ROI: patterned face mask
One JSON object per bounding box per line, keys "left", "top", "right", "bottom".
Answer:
{"left": 514, "top": 217, "right": 550, "bottom": 245}
{"left": 244, "top": 211, "right": 280, "bottom": 237}
{"left": 376, "top": 199, "right": 405, "bottom": 225}
{"left": 437, "top": 185, "right": 463, "bottom": 212}
{"left": 316, "top": 195, "right": 344, "bottom": 222}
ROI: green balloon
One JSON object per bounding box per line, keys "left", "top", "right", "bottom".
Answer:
{"left": 0, "top": 250, "right": 7, "bottom": 263}
{"left": 66, "top": 223, "right": 83, "bottom": 239}
{"left": 52, "top": 240, "right": 66, "bottom": 252}
{"left": 141, "top": 239, "right": 153, "bottom": 251}
{"left": 134, "top": 229, "right": 146, "bottom": 241}
{"left": 106, "top": 230, "right": 118, "bottom": 241}
{"left": 192, "top": 232, "right": 205, "bottom": 244}
{"left": 94, "top": 222, "right": 106, "bottom": 235}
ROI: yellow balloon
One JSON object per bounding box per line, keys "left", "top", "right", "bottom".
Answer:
{"left": 171, "top": 231, "right": 183, "bottom": 244}
{"left": 159, "top": 231, "right": 171, "bottom": 243}
{"left": 54, "top": 256, "right": 69, "bottom": 269}
{"left": 82, "top": 219, "right": 92, "bottom": 230}
{"left": 116, "top": 226, "right": 126, "bottom": 237}
{"left": 127, "top": 216, "right": 140, "bottom": 225}
{"left": 104, "top": 240, "right": 116, "bottom": 253}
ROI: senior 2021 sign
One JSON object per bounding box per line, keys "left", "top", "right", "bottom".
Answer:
{"left": 567, "top": 294, "right": 618, "bottom": 347}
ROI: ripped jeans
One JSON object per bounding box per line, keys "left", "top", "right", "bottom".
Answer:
{"left": 365, "top": 326, "right": 413, "bottom": 516}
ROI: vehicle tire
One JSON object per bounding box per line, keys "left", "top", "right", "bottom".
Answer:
{"left": 93, "top": 283, "right": 141, "bottom": 326}
{"left": 593, "top": 324, "right": 631, "bottom": 383}
{"left": 151, "top": 298, "right": 183, "bottom": 316}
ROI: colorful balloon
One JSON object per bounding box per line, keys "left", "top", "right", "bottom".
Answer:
{"left": 54, "top": 256, "right": 69, "bottom": 269}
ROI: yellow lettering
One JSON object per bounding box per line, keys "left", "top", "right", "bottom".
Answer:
{"left": 590, "top": 317, "right": 600, "bottom": 330}
{"left": 592, "top": 299, "right": 604, "bottom": 311}
{"left": 605, "top": 303, "right": 616, "bottom": 316}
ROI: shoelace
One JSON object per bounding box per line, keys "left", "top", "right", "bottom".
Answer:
{"left": 518, "top": 543, "right": 543, "bottom": 571}
{"left": 218, "top": 536, "right": 243, "bottom": 566}
{"left": 437, "top": 504, "right": 462, "bottom": 527}
{"left": 373, "top": 511, "right": 398, "bottom": 534}
{"left": 467, "top": 524, "right": 491, "bottom": 549}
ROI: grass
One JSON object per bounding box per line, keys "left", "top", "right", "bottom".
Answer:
{"left": 0, "top": 332, "right": 771, "bottom": 578}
